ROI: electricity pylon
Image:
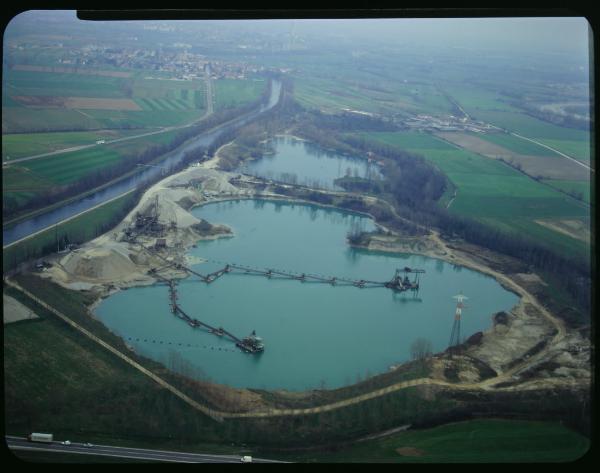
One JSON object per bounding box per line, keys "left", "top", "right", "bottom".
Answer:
{"left": 448, "top": 292, "right": 468, "bottom": 359}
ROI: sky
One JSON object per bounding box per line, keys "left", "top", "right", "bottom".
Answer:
{"left": 4, "top": 12, "right": 592, "bottom": 61}
{"left": 288, "top": 17, "right": 591, "bottom": 56}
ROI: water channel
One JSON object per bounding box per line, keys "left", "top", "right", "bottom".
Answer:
{"left": 94, "top": 138, "right": 519, "bottom": 391}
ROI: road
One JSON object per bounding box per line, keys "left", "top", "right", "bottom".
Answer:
{"left": 3, "top": 128, "right": 174, "bottom": 165}
{"left": 437, "top": 88, "right": 593, "bottom": 173}
{"left": 3, "top": 72, "right": 214, "bottom": 166}
{"left": 6, "top": 437, "right": 285, "bottom": 463}
{"left": 509, "top": 131, "right": 594, "bottom": 172}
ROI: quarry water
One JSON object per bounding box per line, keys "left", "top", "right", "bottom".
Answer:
{"left": 240, "top": 135, "right": 379, "bottom": 190}
{"left": 95, "top": 199, "right": 519, "bottom": 391}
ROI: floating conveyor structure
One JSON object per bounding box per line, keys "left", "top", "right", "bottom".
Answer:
{"left": 144, "top": 244, "right": 425, "bottom": 355}
{"left": 147, "top": 267, "right": 264, "bottom": 353}
{"left": 171, "top": 261, "right": 425, "bottom": 292}
{"left": 173, "top": 304, "right": 263, "bottom": 354}
{"left": 142, "top": 242, "right": 424, "bottom": 292}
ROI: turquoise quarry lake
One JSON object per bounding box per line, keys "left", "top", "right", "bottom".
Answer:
{"left": 95, "top": 199, "right": 519, "bottom": 391}
{"left": 240, "top": 135, "right": 378, "bottom": 189}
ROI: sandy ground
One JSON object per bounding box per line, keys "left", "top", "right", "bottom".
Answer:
{"left": 3, "top": 293, "right": 39, "bottom": 324}
{"left": 534, "top": 218, "right": 590, "bottom": 244}
{"left": 41, "top": 153, "right": 257, "bottom": 296}
{"left": 360, "top": 229, "right": 590, "bottom": 389}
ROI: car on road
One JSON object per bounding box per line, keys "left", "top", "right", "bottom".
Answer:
{"left": 84, "top": 443, "right": 93, "bottom": 447}
{"left": 240, "top": 456, "right": 253, "bottom": 463}
{"left": 62, "top": 440, "right": 71, "bottom": 445}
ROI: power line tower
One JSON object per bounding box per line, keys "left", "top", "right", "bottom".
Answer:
{"left": 153, "top": 194, "right": 160, "bottom": 221}
{"left": 365, "top": 151, "right": 374, "bottom": 181}
{"left": 448, "top": 292, "right": 468, "bottom": 359}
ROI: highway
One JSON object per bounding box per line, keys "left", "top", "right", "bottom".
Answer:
{"left": 6, "top": 436, "right": 286, "bottom": 463}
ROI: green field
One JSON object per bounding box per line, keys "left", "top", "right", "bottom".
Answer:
{"left": 444, "top": 84, "right": 519, "bottom": 112}
{"left": 2, "top": 129, "right": 148, "bottom": 160}
{"left": 475, "top": 132, "right": 559, "bottom": 157}
{"left": 535, "top": 139, "right": 592, "bottom": 163}
{"left": 361, "top": 131, "right": 453, "bottom": 151}
{"left": 214, "top": 79, "right": 266, "bottom": 110}
{"left": 2, "top": 128, "right": 186, "bottom": 217}
{"left": 469, "top": 110, "right": 589, "bottom": 141}
{"left": 2, "top": 68, "right": 208, "bottom": 133}
{"left": 293, "top": 75, "right": 453, "bottom": 116}
{"left": 3, "top": 69, "right": 128, "bottom": 98}
{"left": 22, "top": 147, "right": 125, "bottom": 185}
{"left": 7, "top": 129, "right": 182, "bottom": 188}
{"left": 2, "top": 126, "right": 193, "bottom": 223}
{"left": 86, "top": 109, "right": 206, "bottom": 128}
{"left": 4, "top": 296, "right": 136, "bottom": 404}
{"left": 541, "top": 179, "right": 592, "bottom": 204}
{"left": 2, "top": 103, "right": 206, "bottom": 133}
{"left": 2, "top": 107, "right": 108, "bottom": 133}
{"left": 465, "top": 109, "right": 590, "bottom": 162}
{"left": 294, "top": 77, "right": 384, "bottom": 113}
{"left": 361, "top": 131, "right": 590, "bottom": 258}
{"left": 277, "top": 419, "right": 589, "bottom": 463}
{"left": 132, "top": 77, "right": 206, "bottom": 112}
{"left": 3, "top": 165, "right": 54, "bottom": 191}
{"left": 294, "top": 77, "right": 377, "bottom": 113}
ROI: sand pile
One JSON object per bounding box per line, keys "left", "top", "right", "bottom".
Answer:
{"left": 201, "top": 175, "right": 238, "bottom": 194}
{"left": 61, "top": 246, "right": 139, "bottom": 281}
{"left": 169, "top": 168, "right": 239, "bottom": 194}
{"left": 155, "top": 192, "right": 202, "bottom": 228}
{"left": 43, "top": 164, "right": 247, "bottom": 290}
{"left": 467, "top": 302, "right": 555, "bottom": 372}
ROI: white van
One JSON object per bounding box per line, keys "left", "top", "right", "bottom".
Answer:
{"left": 240, "top": 456, "right": 253, "bottom": 463}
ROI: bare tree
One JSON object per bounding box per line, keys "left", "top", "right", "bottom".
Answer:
{"left": 410, "top": 338, "right": 432, "bottom": 365}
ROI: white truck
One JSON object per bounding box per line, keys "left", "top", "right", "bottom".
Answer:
{"left": 240, "top": 456, "right": 253, "bottom": 463}
{"left": 28, "top": 433, "right": 53, "bottom": 443}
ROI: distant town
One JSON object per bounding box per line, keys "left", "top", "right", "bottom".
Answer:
{"left": 403, "top": 113, "right": 498, "bottom": 133}
{"left": 6, "top": 39, "right": 291, "bottom": 81}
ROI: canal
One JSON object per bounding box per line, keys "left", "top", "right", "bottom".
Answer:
{"left": 3, "top": 80, "right": 282, "bottom": 246}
